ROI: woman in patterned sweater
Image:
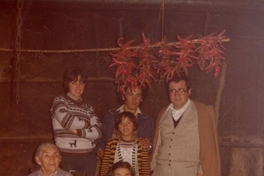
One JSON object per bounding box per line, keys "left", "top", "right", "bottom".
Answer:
{"left": 50, "top": 67, "right": 102, "bottom": 175}
{"left": 100, "top": 111, "right": 150, "bottom": 176}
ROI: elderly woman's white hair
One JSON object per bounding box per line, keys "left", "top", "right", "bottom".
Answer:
{"left": 29, "top": 142, "right": 72, "bottom": 176}
{"left": 34, "top": 142, "right": 61, "bottom": 159}
{"left": 32, "top": 142, "right": 61, "bottom": 170}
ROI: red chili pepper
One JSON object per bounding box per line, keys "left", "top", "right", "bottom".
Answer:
{"left": 213, "top": 66, "right": 220, "bottom": 78}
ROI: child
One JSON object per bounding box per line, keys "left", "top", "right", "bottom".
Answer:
{"left": 100, "top": 111, "right": 150, "bottom": 176}
{"left": 107, "top": 161, "right": 135, "bottom": 176}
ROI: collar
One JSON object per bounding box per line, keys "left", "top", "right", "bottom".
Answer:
{"left": 166, "top": 98, "right": 191, "bottom": 112}
{"left": 117, "top": 105, "right": 142, "bottom": 116}
{"left": 37, "top": 169, "right": 58, "bottom": 176}
{"left": 67, "top": 92, "right": 82, "bottom": 102}
{"left": 166, "top": 99, "right": 191, "bottom": 121}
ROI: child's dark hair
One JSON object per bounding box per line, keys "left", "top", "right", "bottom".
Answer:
{"left": 107, "top": 161, "right": 135, "bottom": 176}
{"left": 114, "top": 111, "right": 138, "bottom": 132}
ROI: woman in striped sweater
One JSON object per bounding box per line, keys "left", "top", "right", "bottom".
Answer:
{"left": 100, "top": 111, "right": 150, "bottom": 176}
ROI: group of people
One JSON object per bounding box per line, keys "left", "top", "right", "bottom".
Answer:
{"left": 29, "top": 67, "right": 221, "bottom": 176}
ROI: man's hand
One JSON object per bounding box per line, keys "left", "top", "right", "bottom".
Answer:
{"left": 138, "top": 138, "right": 151, "bottom": 149}
{"left": 196, "top": 174, "right": 203, "bottom": 176}
{"left": 97, "top": 148, "right": 104, "bottom": 159}
{"left": 69, "top": 129, "right": 77, "bottom": 134}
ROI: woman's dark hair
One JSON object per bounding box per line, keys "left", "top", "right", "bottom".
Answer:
{"left": 114, "top": 111, "right": 138, "bottom": 132}
{"left": 165, "top": 73, "right": 191, "bottom": 92}
{"left": 63, "top": 67, "right": 87, "bottom": 93}
{"left": 107, "top": 161, "right": 135, "bottom": 176}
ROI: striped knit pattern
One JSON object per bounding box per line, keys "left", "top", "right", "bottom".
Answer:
{"left": 100, "top": 137, "right": 150, "bottom": 176}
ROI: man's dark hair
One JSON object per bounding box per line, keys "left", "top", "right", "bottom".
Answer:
{"left": 114, "top": 111, "right": 138, "bottom": 132}
{"left": 63, "top": 67, "right": 87, "bottom": 93}
{"left": 165, "top": 73, "right": 191, "bottom": 91}
{"left": 116, "top": 84, "right": 149, "bottom": 105}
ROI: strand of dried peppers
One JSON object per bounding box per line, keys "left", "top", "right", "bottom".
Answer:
{"left": 109, "top": 30, "right": 228, "bottom": 93}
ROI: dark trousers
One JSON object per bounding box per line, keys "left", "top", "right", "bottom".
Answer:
{"left": 61, "top": 152, "right": 97, "bottom": 176}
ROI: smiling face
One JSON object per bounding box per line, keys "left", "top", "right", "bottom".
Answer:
{"left": 113, "top": 167, "right": 132, "bottom": 176}
{"left": 68, "top": 75, "right": 85, "bottom": 99}
{"left": 168, "top": 80, "right": 191, "bottom": 110}
{"left": 118, "top": 117, "right": 135, "bottom": 140}
{"left": 122, "top": 87, "right": 142, "bottom": 114}
{"left": 35, "top": 146, "right": 61, "bottom": 175}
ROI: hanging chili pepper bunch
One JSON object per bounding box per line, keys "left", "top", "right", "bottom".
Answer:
{"left": 109, "top": 30, "right": 227, "bottom": 93}
{"left": 109, "top": 34, "right": 156, "bottom": 94}
{"left": 157, "top": 30, "right": 227, "bottom": 81}
{"left": 194, "top": 30, "right": 226, "bottom": 78}
{"left": 157, "top": 35, "right": 196, "bottom": 82}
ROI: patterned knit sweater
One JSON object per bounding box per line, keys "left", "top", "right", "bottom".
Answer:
{"left": 50, "top": 94, "right": 102, "bottom": 154}
{"left": 100, "top": 137, "right": 150, "bottom": 176}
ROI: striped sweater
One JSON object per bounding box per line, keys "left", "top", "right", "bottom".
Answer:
{"left": 50, "top": 94, "right": 102, "bottom": 154}
{"left": 100, "top": 137, "right": 150, "bottom": 176}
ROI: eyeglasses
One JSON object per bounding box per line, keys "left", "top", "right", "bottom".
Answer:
{"left": 169, "top": 88, "right": 187, "bottom": 96}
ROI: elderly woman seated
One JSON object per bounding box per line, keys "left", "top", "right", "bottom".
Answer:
{"left": 29, "top": 142, "right": 72, "bottom": 176}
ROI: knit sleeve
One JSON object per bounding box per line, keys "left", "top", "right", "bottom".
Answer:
{"left": 77, "top": 115, "right": 102, "bottom": 140}
{"left": 100, "top": 139, "right": 117, "bottom": 176}
{"left": 138, "top": 145, "right": 151, "bottom": 176}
